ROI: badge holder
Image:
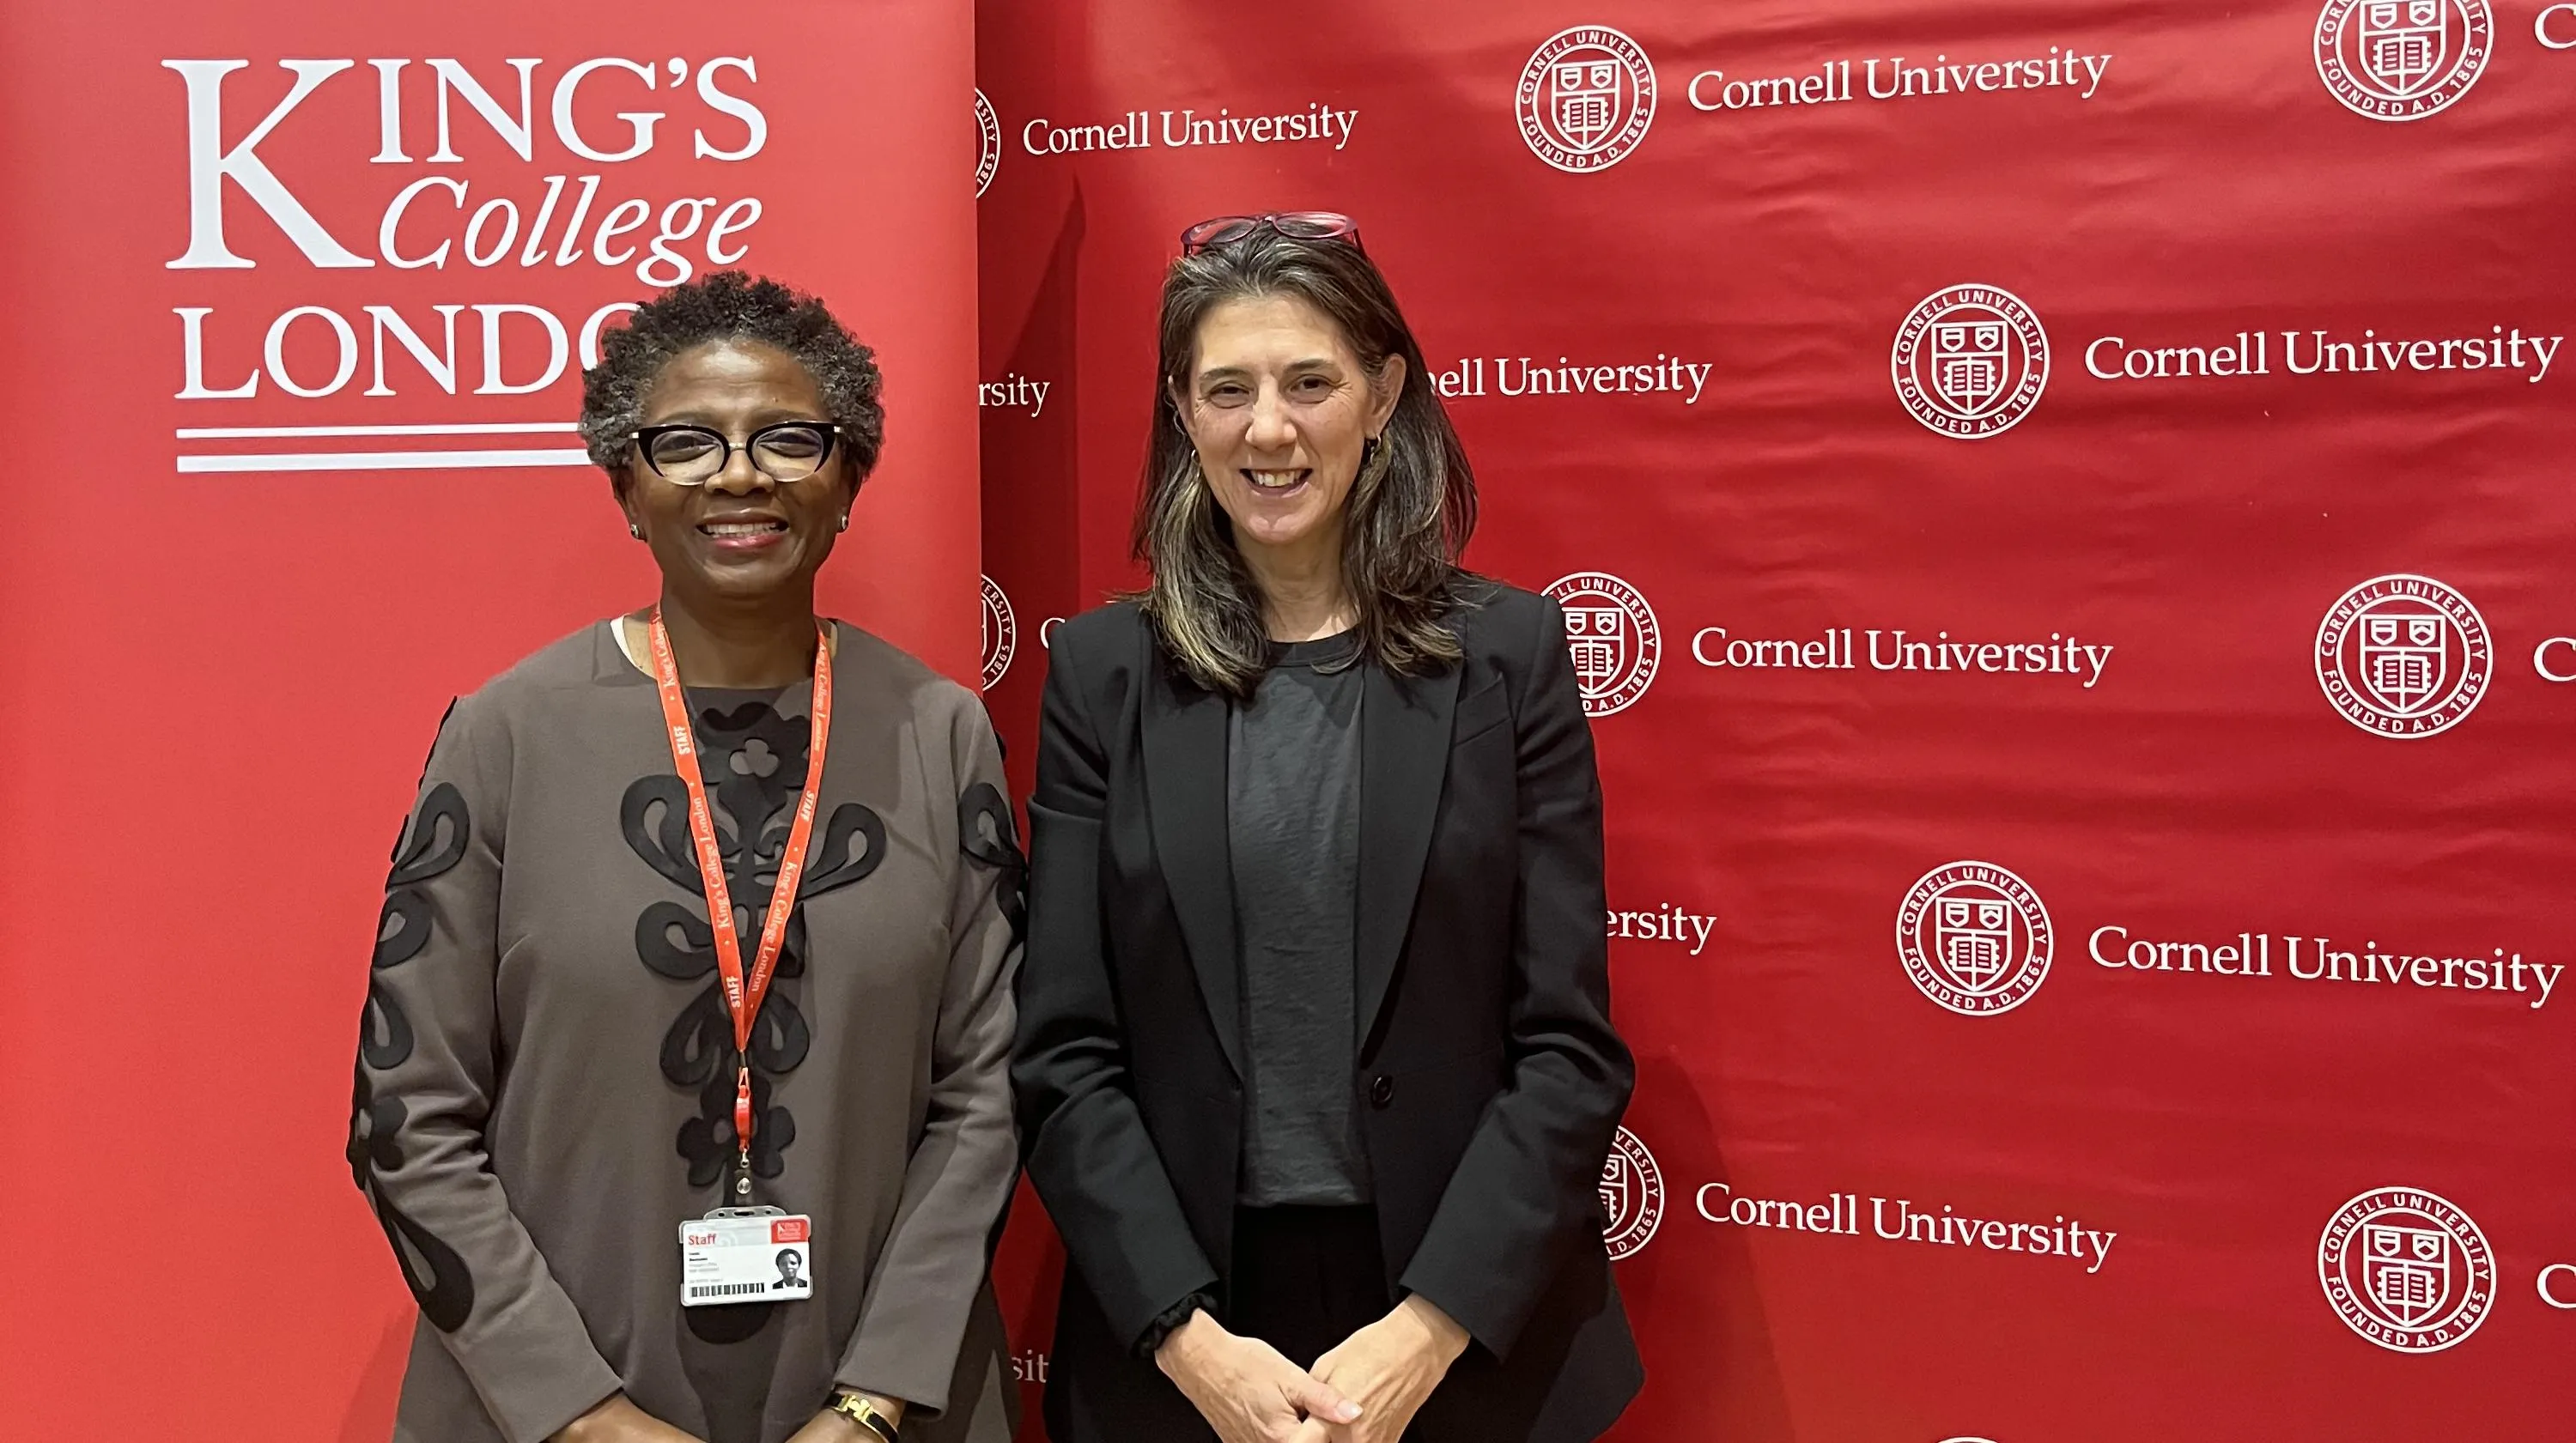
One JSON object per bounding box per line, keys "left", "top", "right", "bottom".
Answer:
{"left": 680, "top": 1205, "right": 817, "bottom": 1307}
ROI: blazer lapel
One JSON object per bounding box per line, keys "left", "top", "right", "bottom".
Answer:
{"left": 1355, "top": 663, "right": 1462, "bottom": 1052}
{"left": 1140, "top": 664, "right": 1246, "bottom": 1082}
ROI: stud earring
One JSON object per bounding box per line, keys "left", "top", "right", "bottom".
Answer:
{"left": 629, "top": 522, "right": 643, "bottom": 540}
{"left": 837, "top": 513, "right": 851, "bottom": 532}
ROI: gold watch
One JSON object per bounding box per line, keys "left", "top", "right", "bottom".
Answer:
{"left": 827, "top": 1391, "right": 901, "bottom": 1443}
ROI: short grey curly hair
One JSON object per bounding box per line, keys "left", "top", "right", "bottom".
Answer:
{"left": 578, "top": 270, "right": 884, "bottom": 484}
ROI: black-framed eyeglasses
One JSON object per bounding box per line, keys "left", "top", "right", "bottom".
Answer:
{"left": 1179, "top": 210, "right": 1363, "bottom": 256}
{"left": 627, "top": 421, "right": 844, "bottom": 485}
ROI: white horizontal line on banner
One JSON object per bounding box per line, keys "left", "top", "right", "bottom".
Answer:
{"left": 175, "top": 449, "right": 593, "bottom": 474}
{"left": 173, "top": 422, "right": 582, "bottom": 439}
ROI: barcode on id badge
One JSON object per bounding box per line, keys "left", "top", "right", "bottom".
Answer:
{"left": 689, "top": 1282, "right": 769, "bottom": 1299}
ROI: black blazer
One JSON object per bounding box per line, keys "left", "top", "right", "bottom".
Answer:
{"left": 1013, "top": 585, "right": 1643, "bottom": 1443}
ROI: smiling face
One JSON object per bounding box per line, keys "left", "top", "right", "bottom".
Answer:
{"left": 617, "top": 339, "right": 855, "bottom": 612}
{"left": 1173, "top": 293, "right": 1403, "bottom": 575}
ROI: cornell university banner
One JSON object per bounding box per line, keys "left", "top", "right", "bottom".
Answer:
{"left": 971, "top": 3, "right": 2576, "bottom": 1440}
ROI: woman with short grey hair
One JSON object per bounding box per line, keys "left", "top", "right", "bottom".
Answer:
{"left": 349, "top": 271, "right": 1021, "bottom": 1443}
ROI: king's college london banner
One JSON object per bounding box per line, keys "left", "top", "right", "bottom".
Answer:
{"left": 0, "top": 3, "right": 978, "bottom": 1436}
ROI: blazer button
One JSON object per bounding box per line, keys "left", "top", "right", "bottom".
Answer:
{"left": 1368, "top": 1075, "right": 1395, "bottom": 1108}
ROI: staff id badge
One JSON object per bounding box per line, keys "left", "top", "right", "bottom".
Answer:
{"left": 679, "top": 1208, "right": 817, "bottom": 1307}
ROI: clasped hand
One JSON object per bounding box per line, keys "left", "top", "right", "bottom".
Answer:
{"left": 1157, "top": 1297, "right": 1470, "bottom": 1443}
{"left": 555, "top": 1390, "right": 900, "bottom": 1443}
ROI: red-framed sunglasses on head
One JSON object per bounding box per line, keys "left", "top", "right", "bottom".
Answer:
{"left": 1178, "top": 211, "right": 1364, "bottom": 255}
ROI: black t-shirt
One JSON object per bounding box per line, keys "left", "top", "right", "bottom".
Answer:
{"left": 1226, "top": 631, "right": 1373, "bottom": 1207}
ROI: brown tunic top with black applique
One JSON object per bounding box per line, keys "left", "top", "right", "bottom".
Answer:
{"left": 347, "top": 621, "right": 1022, "bottom": 1443}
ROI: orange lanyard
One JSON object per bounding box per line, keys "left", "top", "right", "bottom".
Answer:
{"left": 646, "top": 610, "right": 833, "bottom": 1187}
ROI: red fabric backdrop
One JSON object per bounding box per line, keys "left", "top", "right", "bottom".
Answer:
{"left": 4, "top": 3, "right": 2572, "bottom": 1440}
{"left": 972, "top": 3, "right": 2576, "bottom": 1439}
{"left": 0, "top": 3, "right": 978, "bottom": 1437}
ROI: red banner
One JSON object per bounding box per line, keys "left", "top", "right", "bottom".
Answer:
{"left": 974, "top": 3, "right": 2576, "bottom": 1439}
{"left": 0, "top": 3, "right": 977, "bottom": 1437}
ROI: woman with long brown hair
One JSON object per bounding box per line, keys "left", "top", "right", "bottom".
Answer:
{"left": 1014, "top": 214, "right": 1642, "bottom": 1443}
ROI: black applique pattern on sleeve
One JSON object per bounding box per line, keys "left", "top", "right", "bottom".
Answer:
{"left": 956, "top": 779, "right": 1027, "bottom": 942}
{"left": 348, "top": 775, "right": 477, "bottom": 1333}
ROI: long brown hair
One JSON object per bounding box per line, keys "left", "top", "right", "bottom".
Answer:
{"left": 1134, "top": 227, "right": 1479, "bottom": 696}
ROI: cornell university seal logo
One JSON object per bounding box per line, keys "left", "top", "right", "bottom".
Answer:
{"left": 1517, "top": 26, "right": 1657, "bottom": 173}
{"left": 2315, "top": 0, "right": 2492, "bottom": 121}
{"left": 975, "top": 90, "right": 1002, "bottom": 197}
{"left": 1896, "top": 861, "right": 2054, "bottom": 1016}
{"left": 1545, "top": 572, "right": 1661, "bottom": 718}
{"left": 2315, "top": 573, "right": 2489, "bottom": 738}
{"left": 2318, "top": 1186, "right": 2495, "bottom": 1352}
{"left": 1600, "top": 1126, "right": 1665, "bottom": 1261}
{"left": 980, "top": 574, "right": 1018, "bottom": 689}
{"left": 1893, "top": 284, "right": 2050, "bottom": 440}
